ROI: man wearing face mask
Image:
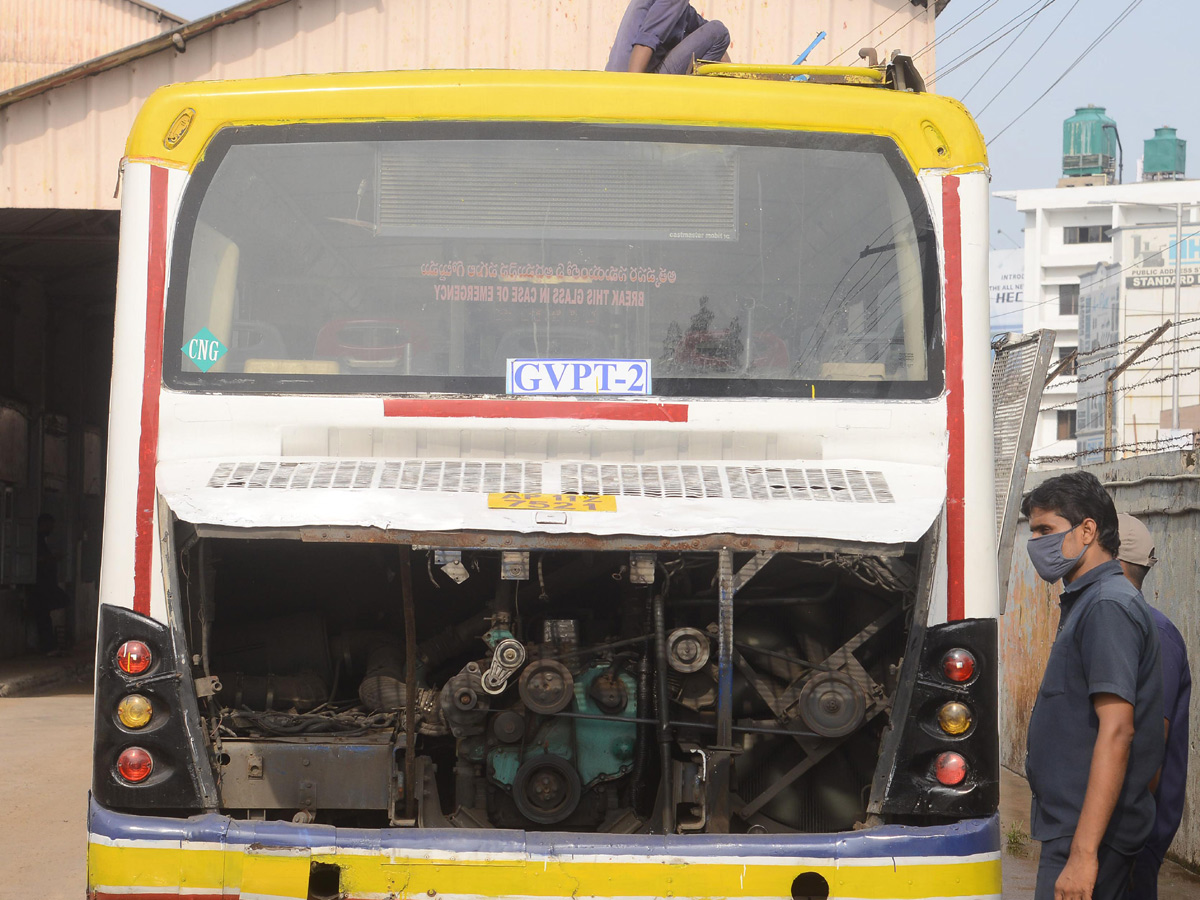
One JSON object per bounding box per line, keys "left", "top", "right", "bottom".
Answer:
{"left": 1021, "top": 472, "right": 1163, "bottom": 900}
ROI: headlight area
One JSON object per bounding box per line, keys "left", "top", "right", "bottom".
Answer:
{"left": 872, "top": 617, "right": 999, "bottom": 819}
{"left": 93, "top": 604, "right": 211, "bottom": 810}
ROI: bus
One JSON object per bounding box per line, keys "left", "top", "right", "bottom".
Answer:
{"left": 89, "top": 64, "right": 1006, "bottom": 900}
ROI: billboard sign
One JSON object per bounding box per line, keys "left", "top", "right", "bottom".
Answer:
{"left": 989, "top": 248, "right": 1024, "bottom": 338}
{"left": 1124, "top": 227, "right": 1200, "bottom": 289}
{"left": 1076, "top": 262, "right": 1121, "bottom": 460}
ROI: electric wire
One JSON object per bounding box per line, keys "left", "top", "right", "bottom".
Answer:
{"left": 973, "top": 0, "right": 1081, "bottom": 116}
{"left": 960, "top": 0, "right": 1056, "bottom": 101}
{"left": 931, "top": 0, "right": 1052, "bottom": 79}
{"left": 911, "top": 0, "right": 1000, "bottom": 60}
{"left": 988, "top": 0, "right": 1148, "bottom": 144}
{"left": 830, "top": 5, "right": 911, "bottom": 64}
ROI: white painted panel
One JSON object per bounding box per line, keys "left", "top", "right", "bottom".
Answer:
{"left": 158, "top": 455, "right": 945, "bottom": 544}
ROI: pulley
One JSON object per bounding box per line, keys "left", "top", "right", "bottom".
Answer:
{"left": 518, "top": 659, "right": 575, "bottom": 715}
{"left": 796, "top": 671, "right": 866, "bottom": 738}
{"left": 667, "top": 627, "right": 711, "bottom": 673}
{"left": 512, "top": 754, "right": 582, "bottom": 824}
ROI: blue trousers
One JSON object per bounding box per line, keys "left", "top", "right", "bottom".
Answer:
{"left": 650, "top": 21, "right": 730, "bottom": 75}
{"left": 1128, "top": 844, "right": 1163, "bottom": 900}
{"left": 1036, "top": 837, "right": 1135, "bottom": 900}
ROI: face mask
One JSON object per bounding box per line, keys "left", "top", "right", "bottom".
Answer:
{"left": 1027, "top": 525, "right": 1087, "bottom": 583}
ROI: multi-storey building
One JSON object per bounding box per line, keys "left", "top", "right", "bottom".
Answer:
{"left": 995, "top": 110, "right": 1198, "bottom": 464}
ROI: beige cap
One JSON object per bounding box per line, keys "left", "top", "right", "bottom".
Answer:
{"left": 1117, "top": 513, "right": 1158, "bottom": 568}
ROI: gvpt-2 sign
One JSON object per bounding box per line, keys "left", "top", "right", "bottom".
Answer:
{"left": 506, "top": 358, "right": 651, "bottom": 395}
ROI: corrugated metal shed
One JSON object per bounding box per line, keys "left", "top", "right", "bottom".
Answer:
{"left": 0, "top": 0, "right": 182, "bottom": 93}
{"left": 0, "top": 0, "right": 942, "bottom": 211}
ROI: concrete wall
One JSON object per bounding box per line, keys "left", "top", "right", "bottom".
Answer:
{"left": 1001, "top": 450, "right": 1200, "bottom": 869}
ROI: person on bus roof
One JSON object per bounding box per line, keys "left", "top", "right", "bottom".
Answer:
{"left": 604, "top": 0, "right": 731, "bottom": 75}
{"left": 1115, "top": 514, "right": 1191, "bottom": 900}
{"left": 1021, "top": 472, "right": 1163, "bottom": 900}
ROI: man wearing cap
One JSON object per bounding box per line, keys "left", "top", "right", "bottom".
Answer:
{"left": 605, "top": 0, "right": 731, "bottom": 75}
{"left": 1021, "top": 472, "right": 1163, "bottom": 900}
{"left": 1116, "top": 514, "right": 1192, "bottom": 900}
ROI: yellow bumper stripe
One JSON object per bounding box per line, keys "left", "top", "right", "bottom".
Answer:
{"left": 89, "top": 842, "right": 1001, "bottom": 900}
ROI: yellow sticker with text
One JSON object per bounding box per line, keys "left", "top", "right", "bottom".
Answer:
{"left": 488, "top": 493, "right": 617, "bottom": 512}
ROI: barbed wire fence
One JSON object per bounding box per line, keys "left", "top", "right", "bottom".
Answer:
{"left": 1034, "top": 317, "right": 1200, "bottom": 463}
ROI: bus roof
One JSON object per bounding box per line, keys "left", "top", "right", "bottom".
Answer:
{"left": 127, "top": 69, "right": 987, "bottom": 174}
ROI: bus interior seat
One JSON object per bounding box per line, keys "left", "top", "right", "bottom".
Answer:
{"left": 223, "top": 321, "right": 288, "bottom": 373}
{"left": 314, "top": 318, "right": 426, "bottom": 373}
{"left": 820, "top": 362, "right": 886, "bottom": 380}
{"left": 243, "top": 359, "right": 341, "bottom": 375}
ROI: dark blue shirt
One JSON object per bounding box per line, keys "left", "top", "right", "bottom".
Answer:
{"left": 1026, "top": 560, "right": 1164, "bottom": 854}
{"left": 605, "top": 0, "right": 706, "bottom": 72}
{"left": 1146, "top": 606, "right": 1191, "bottom": 860}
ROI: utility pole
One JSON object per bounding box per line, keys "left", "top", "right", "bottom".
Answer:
{"left": 1106, "top": 320, "right": 1172, "bottom": 462}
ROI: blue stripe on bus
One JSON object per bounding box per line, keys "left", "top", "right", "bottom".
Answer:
{"left": 89, "top": 796, "right": 999, "bottom": 859}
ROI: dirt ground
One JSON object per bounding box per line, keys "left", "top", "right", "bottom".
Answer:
{"left": 1, "top": 688, "right": 1196, "bottom": 899}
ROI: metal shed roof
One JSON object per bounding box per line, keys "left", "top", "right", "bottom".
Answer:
{"left": 0, "top": 0, "right": 184, "bottom": 93}
{"left": 0, "top": 0, "right": 944, "bottom": 211}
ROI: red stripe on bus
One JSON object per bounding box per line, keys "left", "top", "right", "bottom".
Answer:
{"left": 383, "top": 398, "right": 689, "bottom": 422}
{"left": 133, "top": 166, "right": 169, "bottom": 616}
{"left": 943, "top": 176, "right": 966, "bottom": 622}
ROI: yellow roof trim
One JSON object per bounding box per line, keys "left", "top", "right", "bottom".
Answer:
{"left": 692, "top": 63, "right": 885, "bottom": 82}
{"left": 127, "top": 70, "right": 987, "bottom": 173}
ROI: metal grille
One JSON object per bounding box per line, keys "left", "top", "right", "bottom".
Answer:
{"left": 558, "top": 464, "right": 892, "bottom": 502}
{"left": 560, "top": 463, "right": 723, "bottom": 499}
{"left": 991, "top": 331, "right": 1055, "bottom": 612}
{"left": 208, "top": 460, "right": 890, "bottom": 503}
{"left": 208, "top": 460, "right": 541, "bottom": 493}
{"left": 724, "top": 466, "right": 893, "bottom": 503}
{"left": 992, "top": 333, "right": 1054, "bottom": 535}
{"left": 377, "top": 145, "right": 738, "bottom": 241}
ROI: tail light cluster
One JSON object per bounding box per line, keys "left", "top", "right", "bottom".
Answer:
{"left": 877, "top": 618, "right": 999, "bottom": 818}
{"left": 93, "top": 605, "right": 205, "bottom": 810}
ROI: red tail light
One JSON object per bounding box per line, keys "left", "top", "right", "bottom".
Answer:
{"left": 934, "top": 751, "right": 967, "bottom": 786}
{"left": 116, "top": 641, "right": 152, "bottom": 675}
{"left": 941, "top": 648, "right": 976, "bottom": 683}
{"left": 116, "top": 747, "right": 153, "bottom": 783}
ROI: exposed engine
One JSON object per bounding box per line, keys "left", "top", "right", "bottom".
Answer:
{"left": 183, "top": 539, "right": 917, "bottom": 834}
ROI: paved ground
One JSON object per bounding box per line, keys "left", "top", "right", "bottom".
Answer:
{"left": 999, "top": 766, "right": 1200, "bottom": 899}
{"left": 0, "top": 647, "right": 92, "bottom": 697}
{"left": 1, "top": 668, "right": 1198, "bottom": 898}
{"left": 0, "top": 683, "right": 93, "bottom": 899}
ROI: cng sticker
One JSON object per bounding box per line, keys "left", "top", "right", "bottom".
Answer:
{"left": 182, "top": 328, "right": 227, "bottom": 372}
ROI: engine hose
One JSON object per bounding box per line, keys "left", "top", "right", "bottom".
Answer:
{"left": 631, "top": 648, "right": 652, "bottom": 815}
{"left": 653, "top": 595, "right": 674, "bottom": 834}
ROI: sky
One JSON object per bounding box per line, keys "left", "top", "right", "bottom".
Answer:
{"left": 160, "top": 0, "right": 1196, "bottom": 245}
{"left": 932, "top": 0, "right": 1200, "bottom": 245}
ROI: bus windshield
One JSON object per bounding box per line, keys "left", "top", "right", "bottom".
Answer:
{"left": 166, "top": 123, "right": 941, "bottom": 399}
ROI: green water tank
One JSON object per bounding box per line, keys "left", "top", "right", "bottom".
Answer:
{"left": 1144, "top": 127, "right": 1186, "bottom": 180}
{"left": 1062, "top": 105, "right": 1117, "bottom": 178}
